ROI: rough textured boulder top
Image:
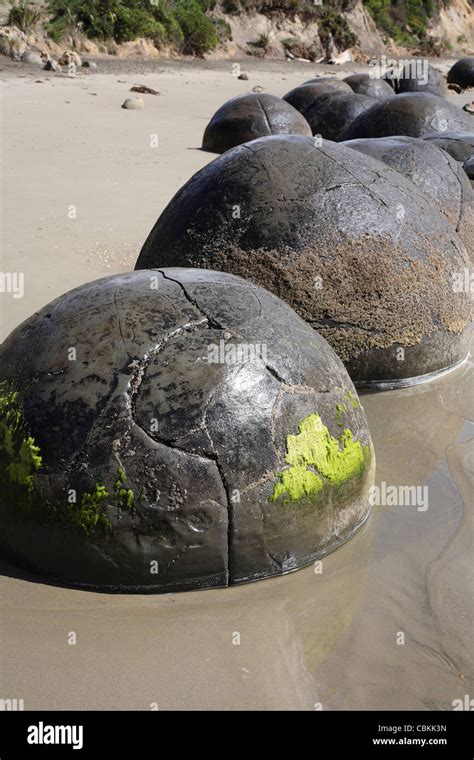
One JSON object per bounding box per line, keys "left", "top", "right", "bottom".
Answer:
{"left": 343, "top": 73, "right": 393, "bottom": 100}
{"left": 135, "top": 135, "right": 471, "bottom": 386}
{"left": 202, "top": 92, "right": 311, "bottom": 154}
{"left": 342, "top": 135, "right": 474, "bottom": 252}
{"left": 302, "top": 91, "right": 375, "bottom": 141}
{"left": 447, "top": 57, "right": 474, "bottom": 90}
{"left": 0, "top": 268, "right": 374, "bottom": 592}
{"left": 423, "top": 131, "right": 474, "bottom": 163}
{"left": 341, "top": 93, "right": 474, "bottom": 140}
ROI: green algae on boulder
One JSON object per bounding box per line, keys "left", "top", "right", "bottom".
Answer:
{"left": 0, "top": 269, "right": 374, "bottom": 591}
{"left": 135, "top": 135, "right": 471, "bottom": 386}
{"left": 270, "top": 413, "right": 370, "bottom": 506}
{"left": 0, "top": 382, "right": 42, "bottom": 496}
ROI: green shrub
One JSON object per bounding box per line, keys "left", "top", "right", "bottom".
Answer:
{"left": 362, "top": 0, "right": 450, "bottom": 46}
{"left": 8, "top": 0, "right": 42, "bottom": 32}
{"left": 317, "top": 8, "right": 358, "bottom": 49}
{"left": 113, "top": 7, "right": 164, "bottom": 43}
{"left": 174, "top": 0, "right": 219, "bottom": 55}
{"left": 46, "top": 0, "right": 221, "bottom": 55}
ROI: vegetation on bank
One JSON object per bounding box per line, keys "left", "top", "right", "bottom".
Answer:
{"left": 5, "top": 0, "right": 455, "bottom": 55}
{"left": 362, "top": 0, "right": 451, "bottom": 47}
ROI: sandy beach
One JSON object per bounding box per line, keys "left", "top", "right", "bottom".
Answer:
{"left": 0, "top": 56, "right": 472, "bottom": 710}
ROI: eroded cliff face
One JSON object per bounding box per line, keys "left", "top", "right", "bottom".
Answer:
{"left": 209, "top": 0, "right": 473, "bottom": 61}
{"left": 0, "top": 0, "right": 472, "bottom": 60}
{"left": 432, "top": 0, "right": 474, "bottom": 51}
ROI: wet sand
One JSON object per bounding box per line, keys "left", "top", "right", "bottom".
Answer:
{"left": 0, "top": 58, "right": 473, "bottom": 710}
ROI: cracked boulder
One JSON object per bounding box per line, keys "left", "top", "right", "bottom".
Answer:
{"left": 447, "top": 58, "right": 474, "bottom": 90}
{"left": 0, "top": 269, "right": 374, "bottom": 591}
{"left": 341, "top": 93, "right": 474, "bottom": 140}
{"left": 302, "top": 91, "right": 375, "bottom": 141}
{"left": 201, "top": 92, "right": 311, "bottom": 154}
{"left": 343, "top": 74, "right": 393, "bottom": 100}
{"left": 342, "top": 135, "right": 474, "bottom": 254}
{"left": 135, "top": 135, "right": 472, "bottom": 386}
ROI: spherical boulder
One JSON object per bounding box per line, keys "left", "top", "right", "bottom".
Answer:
{"left": 341, "top": 93, "right": 474, "bottom": 140}
{"left": 283, "top": 82, "right": 344, "bottom": 115}
{"left": 394, "top": 62, "right": 447, "bottom": 97}
{"left": 202, "top": 93, "right": 311, "bottom": 154}
{"left": 447, "top": 57, "right": 474, "bottom": 90}
{"left": 0, "top": 269, "right": 375, "bottom": 591}
{"left": 343, "top": 73, "right": 393, "bottom": 99}
{"left": 303, "top": 91, "right": 375, "bottom": 141}
{"left": 423, "top": 131, "right": 474, "bottom": 162}
{"left": 135, "top": 135, "right": 471, "bottom": 386}
{"left": 342, "top": 135, "right": 474, "bottom": 251}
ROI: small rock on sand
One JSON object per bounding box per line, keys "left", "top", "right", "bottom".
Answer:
{"left": 122, "top": 97, "right": 145, "bottom": 110}
{"left": 238, "top": 73, "right": 248, "bottom": 80}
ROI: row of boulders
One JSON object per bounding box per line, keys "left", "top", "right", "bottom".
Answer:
{"left": 201, "top": 58, "right": 474, "bottom": 191}
{"left": 0, "top": 57, "right": 472, "bottom": 594}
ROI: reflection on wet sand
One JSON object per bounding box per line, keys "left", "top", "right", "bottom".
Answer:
{"left": 1, "top": 361, "right": 472, "bottom": 709}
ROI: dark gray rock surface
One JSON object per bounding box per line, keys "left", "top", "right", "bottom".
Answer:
{"left": 344, "top": 73, "right": 394, "bottom": 99}
{"left": 0, "top": 268, "right": 374, "bottom": 591}
{"left": 202, "top": 92, "right": 311, "bottom": 153}
{"left": 341, "top": 93, "right": 474, "bottom": 140}
{"left": 342, "top": 135, "right": 474, "bottom": 250}
{"left": 447, "top": 57, "right": 474, "bottom": 90}
{"left": 136, "top": 136, "right": 471, "bottom": 385}
{"left": 423, "top": 131, "right": 474, "bottom": 162}
{"left": 303, "top": 91, "right": 375, "bottom": 141}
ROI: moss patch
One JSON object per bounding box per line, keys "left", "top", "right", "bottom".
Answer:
{"left": 270, "top": 412, "right": 370, "bottom": 506}
{"left": 114, "top": 465, "right": 135, "bottom": 510}
{"left": 0, "top": 382, "right": 42, "bottom": 498}
{"left": 0, "top": 380, "right": 137, "bottom": 537}
{"left": 72, "top": 484, "right": 112, "bottom": 535}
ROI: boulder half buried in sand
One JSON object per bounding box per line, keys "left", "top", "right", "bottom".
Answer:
{"left": 202, "top": 93, "right": 311, "bottom": 153}
{"left": 447, "top": 57, "right": 474, "bottom": 90}
{"left": 302, "top": 91, "right": 376, "bottom": 141}
{"left": 393, "top": 62, "right": 447, "bottom": 97}
{"left": 341, "top": 93, "right": 474, "bottom": 140}
{"left": 0, "top": 269, "right": 374, "bottom": 591}
{"left": 136, "top": 135, "right": 471, "bottom": 387}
